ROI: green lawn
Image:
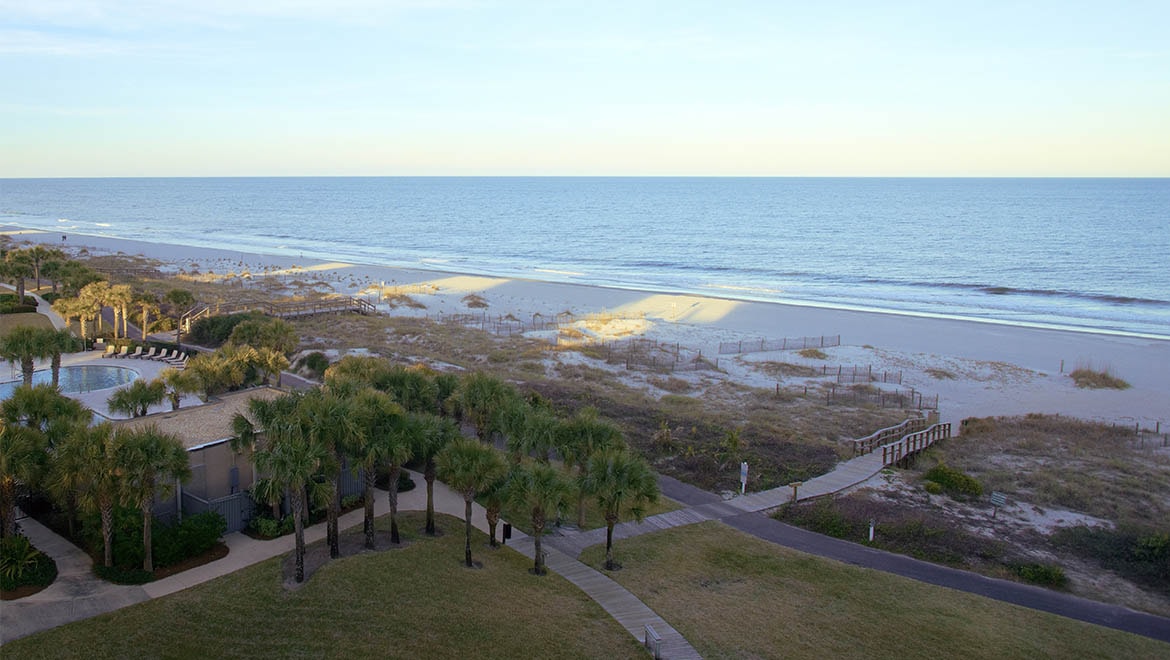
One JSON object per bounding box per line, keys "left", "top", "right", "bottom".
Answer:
{"left": 0, "top": 312, "right": 54, "bottom": 335}
{"left": 5, "top": 513, "right": 644, "bottom": 659}
{"left": 578, "top": 521, "right": 1170, "bottom": 660}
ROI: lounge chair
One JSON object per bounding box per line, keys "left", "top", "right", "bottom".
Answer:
{"left": 112, "top": 346, "right": 129, "bottom": 359}
{"left": 125, "top": 346, "right": 143, "bottom": 359}
{"left": 153, "top": 349, "right": 174, "bottom": 361}
{"left": 164, "top": 352, "right": 188, "bottom": 366}
{"left": 100, "top": 345, "right": 117, "bottom": 359}
{"left": 137, "top": 347, "right": 158, "bottom": 360}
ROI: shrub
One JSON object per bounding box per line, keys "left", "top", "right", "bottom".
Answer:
{"left": 249, "top": 516, "right": 283, "bottom": 539}
{"left": 0, "top": 303, "right": 38, "bottom": 314}
{"left": 94, "top": 564, "right": 153, "bottom": 585}
{"left": 960, "top": 417, "right": 996, "bottom": 435}
{"left": 1012, "top": 562, "right": 1068, "bottom": 588}
{"left": 188, "top": 312, "right": 263, "bottom": 347}
{"left": 797, "top": 348, "right": 828, "bottom": 360}
{"left": 1069, "top": 367, "right": 1130, "bottom": 390}
{"left": 298, "top": 351, "right": 330, "bottom": 379}
{"left": 1054, "top": 526, "right": 1170, "bottom": 593}
{"left": 0, "top": 535, "right": 58, "bottom": 591}
{"left": 777, "top": 499, "right": 856, "bottom": 539}
{"left": 923, "top": 463, "right": 984, "bottom": 499}
{"left": 923, "top": 481, "right": 944, "bottom": 495}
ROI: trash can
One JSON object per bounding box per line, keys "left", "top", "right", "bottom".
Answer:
{"left": 503, "top": 523, "right": 512, "bottom": 544}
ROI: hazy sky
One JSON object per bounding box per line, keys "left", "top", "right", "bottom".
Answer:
{"left": 2, "top": 1, "right": 1168, "bottom": 177}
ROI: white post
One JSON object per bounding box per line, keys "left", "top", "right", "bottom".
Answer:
{"left": 868, "top": 519, "right": 875, "bottom": 542}
{"left": 740, "top": 461, "right": 748, "bottom": 495}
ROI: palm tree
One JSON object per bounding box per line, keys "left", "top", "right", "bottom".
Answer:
{"left": 231, "top": 392, "right": 304, "bottom": 520}
{"left": 481, "top": 470, "right": 510, "bottom": 548}
{"left": 412, "top": 413, "right": 460, "bottom": 536}
{"left": 107, "top": 284, "right": 133, "bottom": 340}
{"left": 0, "top": 325, "right": 53, "bottom": 386}
{"left": 558, "top": 408, "right": 626, "bottom": 527}
{"left": 4, "top": 248, "right": 35, "bottom": 300}
{"left": 107, "top": 379, "right": 167, "bottom": 417}
{"left": 79, "top": 280, "right": 111, "bottom": 335}
{"left": 452, "top": 372, "right": 515, "bottom": 441}
{"left": 579, "top": 449, "right": 660, "bottom": 571}
{"left": 116, "top": 425, "right": 191, "bottom": 572}
{"left": 159, "top": 367, "right": 201, "bottom": 410}
{"left": 50, "top": 423, "right": 122, "bottom": 565}
{"left": 298, "top": 389, "right": 358, "bottom": 559}
{"left": 436, "top": 438, "right": 506, "bottom": 568}
{"left": 1, "top": 383, "right": 91, "bottom": 448}
{"left": 46, "top": 327, "right": 78, "bottom": 388}
{"left": 504, "top": 404, "right": 562, "bottom": 465}
{"left": 0, "top": 422, "right": 46, "bottom": 537}
{"left": 133, "top": 292, "right": 160, "bottom": 341}
{"left": 505, "top": 461, "right": 571, "bottom": 575}
{"left": 251, "top": 347, "right": 289, "bottom": 387}
{"left": 349, "top": 388, "right": 406, "bottom": 548}
{"left": 26, "top": 245, "right": 65, "bottom": 292}
{"left": 254, "top": 432, "right": 332, "bottom": 583}
{"left": 163, "top": 288, "right": 195, "bottom": 348}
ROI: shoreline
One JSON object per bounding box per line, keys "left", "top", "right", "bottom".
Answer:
{"left": 5, "top": 226, "right": 1169, "bottom": 428}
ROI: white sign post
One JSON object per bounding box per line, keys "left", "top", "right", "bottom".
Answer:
{"left": 740, "top": 461, "right": 748, "bottom": 495}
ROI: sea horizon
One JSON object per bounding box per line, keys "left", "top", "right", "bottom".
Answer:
{"left": 2, "top": 176, "right": 1168, "bottom": 340}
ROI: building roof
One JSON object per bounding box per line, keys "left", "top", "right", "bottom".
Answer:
{"left": 114, "top": 387, "right": 286, "bottom": 450}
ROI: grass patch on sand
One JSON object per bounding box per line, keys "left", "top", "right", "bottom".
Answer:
{"left": 938, "top": 415, "right": 1170, "bottom": 527}
{"left": 578, "top": 522, "right": 1170, "bottom": 659}
{"left": 925, "top": 367, "right": 957, "bottom": 380}
{"left": 1069, "top": 367, "right": 1130, "bottom": 390}
{"left": 5, "top": 512, "right": 642, "bottom": 659}
{"left": 797, "top": 347, "right": 829, "bottom": 360}
{"left": 755, "top": 361, "right": 820, "bottom": 379}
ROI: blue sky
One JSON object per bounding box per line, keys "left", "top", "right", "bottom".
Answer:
{"left": 2, "top": 1, "right": 1167, "bottom": 177}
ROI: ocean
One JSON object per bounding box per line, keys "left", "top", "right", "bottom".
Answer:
{"left": 1, "top": 177, "right": 1168, "bottom": 339}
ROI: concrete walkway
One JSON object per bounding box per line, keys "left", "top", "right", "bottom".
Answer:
{"left": 0, "top": 470, "right": 701, "bottom": 658}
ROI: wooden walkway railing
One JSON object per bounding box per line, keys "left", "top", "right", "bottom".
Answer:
{"left": 181, "top": 296, "right": 374, "bottom": 330}
{"left": 880, "top": 423, "right": 952, "bottom": 467}
{"left": 852, "top": 417, "right": 928, "bottom": 456}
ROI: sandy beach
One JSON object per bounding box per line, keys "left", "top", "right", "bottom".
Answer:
{"left": 6, "top": 226, "right": 1168, "bottom": 430}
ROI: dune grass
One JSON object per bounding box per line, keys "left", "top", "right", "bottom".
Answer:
{"left": 1069, "top": 367, "right": 1130, "bottom": 390}
{"left": 578, "top": 522, "right": 1170, "bottom": 659}
{"left": 4, "top": 513, "right": 643, "bottom": 659}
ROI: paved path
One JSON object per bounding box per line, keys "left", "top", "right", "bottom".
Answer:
{"left": 544, "top": 453, "right": 1170, "bottom": 647}
{"left": 1, "top": 471, "right": 700, "bottom": 658}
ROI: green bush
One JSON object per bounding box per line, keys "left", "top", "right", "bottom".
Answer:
{"left": 94, "top": 564, "right": 154, "bottom": 585}
{"left": 154, "top": 512, "right": 226, "bottom": 566}
{"left": 1054, "top": 526, "right": 1170, "bottom": 593}
{"left": 39, "top": 291, "right": 62, "bottom": 304}
{"left": 0, "top": 535, "right": 58, "bottom": 591}
{"left": 249, "top": 516, "right": 283, "bottom": 539}
{"left": 923, "top": 481, "right": 944, "bottom": 495}
{"left": 188, "top": 312, "right": 263, "bottom": 347}
{"left": 298, "top": 351, "right": 330, "bottom": 379}
{"left": 374, "top": 470, "right": 417, "bottom": 493}
{"left": 923, "top": 463, "right": 984, "bottom": 499}
{"left": 1012, "top": 562, "right": 1068, "bottom": 588}
{"left": 776, "top": 499, "right": 856, "bottom": 539}
{"left": 0, "top": 293, "right": 37, "bottom": 305}
{"left": 0, "top": 303, "right": 38, "bottom": 314}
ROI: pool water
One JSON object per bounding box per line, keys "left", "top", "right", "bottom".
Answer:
{"left": 0, "top": 365, "right": 139, "bottom": 399}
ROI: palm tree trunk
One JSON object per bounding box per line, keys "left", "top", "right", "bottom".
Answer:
{"left": 463, "top": 497, "right": 473, "bottom": 567}
{"left": 21, "top": 356, "right": 34, "bottom": 386}
{"left": 486, "top": 507, "right": 500, "bottom": 548}
{"left": 425, "top": 461, "right": 437, "bottom": 536}
{"left": 141, "top": 500, "right": 154, "bottom": 572}
{"left": 328, "top": 471, "right": 341, "bottom": 559}
{"left": 51, "top": 352, "right": 62, "bottom": 388}
{"left": 100, "top": 499, "right": 114, "bottom": 567}
{"left": 142, "top": 308, "right": 150, "bottom": 341}
{"left": 1, "top": 479, "right": 16, "bottom": 538}
{"left": 387, "top": 465, "right": 401, "bottom": 544}
{"left": 577, "top": 490, "right": 587, "bottom": 529}
{"left": 605, "top": 519, "right": 617, "bottom": 570}
{"left": 121, "top": 304, "right": 129, "bottom": 338}
{"left": 363, "top": 468, "right": 376, "bottom": 550}
{"left": 533, "top": 517, "right": 546, "bottom": 575}
{"left": 293, "top": 490, "right": 306, "bottom": 583}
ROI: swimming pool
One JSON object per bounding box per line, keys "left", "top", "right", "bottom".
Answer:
{"left": 0, "top": 365, "right": 139, "bottom": 399}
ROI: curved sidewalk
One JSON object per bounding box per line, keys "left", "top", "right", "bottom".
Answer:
{"left": 1, "top": 471, "right": 701, "bottom": 658}
{"left": 545, "top": 457, "right": 1170, "bottom": 646}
